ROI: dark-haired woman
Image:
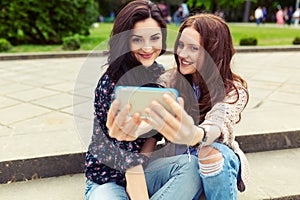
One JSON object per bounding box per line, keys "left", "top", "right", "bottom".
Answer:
{"left": 145, "top": 14, "right": 250, "bottom": 199}
{"left": 84, "top": 1, "right": 200, "bottom": 199}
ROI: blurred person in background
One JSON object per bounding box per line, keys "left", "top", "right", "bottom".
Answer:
{"left": 293, "top": 7, "right": 300, "bottom": 27}
{"left": 254, "top": 6, "right": 263, "bottom": 25}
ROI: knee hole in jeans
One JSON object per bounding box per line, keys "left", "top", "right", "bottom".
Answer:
{"left": 198, "top": 148, "right": 224, "bottom": 175}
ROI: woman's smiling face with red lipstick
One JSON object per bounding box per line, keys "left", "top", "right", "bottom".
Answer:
{"left": 130, "top": 18, "right": 163, "bottom": 67}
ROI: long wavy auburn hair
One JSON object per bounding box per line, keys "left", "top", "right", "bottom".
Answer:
{"left": 172, "top": 14, "right": 248, "bottom": 124}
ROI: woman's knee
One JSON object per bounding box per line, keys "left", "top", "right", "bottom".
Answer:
{"left": 173, "top": 155, "right": 200, "bottom": 182}
{"left": 198, "top": 146, "right": 224, "bottom": 176}
{"left": 86, "top": 182, "right": 129, "bottom": 200}
{"left": 179, "top": 154, "right": 199, "bottom": 169}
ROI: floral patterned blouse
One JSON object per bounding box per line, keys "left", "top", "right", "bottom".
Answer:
{"left": 85, "top": 64, "right": 164, "bottom": 187}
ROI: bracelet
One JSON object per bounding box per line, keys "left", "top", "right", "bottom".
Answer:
{"left": 192, "top": 126, "right": 207, "bottom": 148}
{"left": 199, "top": 126, "right": 208, "bottom": 148}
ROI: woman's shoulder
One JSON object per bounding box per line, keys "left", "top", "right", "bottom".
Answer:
{"left": 97, "top": 72, "right": 115, "bottom": 88}
{"left": 224, "top": 81, "right": 248, "bottom": 103}
{"left": 156, "top": 68, "right": 177, "bottom": 88}
{"left": 234, "top": 80, "right": 247, "bottom": 91}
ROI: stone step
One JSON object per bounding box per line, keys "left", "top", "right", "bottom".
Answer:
{"left": 0, "top": 148, "right": 300, "bottom": 200}
{"left": 1, "top": 130, "right": 300, "bottom": 184}
{"left": 0, "top": 131, "right": 300, "bottom": 184}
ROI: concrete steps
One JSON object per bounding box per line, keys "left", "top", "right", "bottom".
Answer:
{"left": 239, "top": 148, "right": 300, "bottom": 200}
{"left": 1, "top": 130, "right": 300, "bottom": 184}
{"left": 1, "top": 148, "right": 300, "bottom": 200}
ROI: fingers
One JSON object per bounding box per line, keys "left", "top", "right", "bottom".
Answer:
{"left": 122, "top": 134, "right": 138, "bottom": 141}
{"left": 145, "top": 95, "right": 195, "bottom": 144}
{"left": 162, "top": 94, "right": 183, "bottom": 120}
{"left": 121, "top": 113, "right": 142, "bottom": 137}
{"left": 110, "top": 122, "right": 139, "bottom": 141}
{"left": 163, "top": 94, "right": 192, "bottom": 124}
{"left": 178, "top": 97, "right": 184, "bottom": 108}
{"left": 149, "top": 100, "right": 176, "bottom": 126}
{"left": 144, "top": 106, "right": 176, "bottom": 142}
{"left": 106, "top": 99, "right": 120, "bottom": 129}
{"left": 108, "top": 103, "right": 141, "bottom": 141}
{"left": 106, "top": 103, "right": 130, "bottom": 141}
{"left": 145, "top": 99, "right": 182, "bottom": 141}
{"left": 112, "top": 103, "right": 130, "bottom": 130}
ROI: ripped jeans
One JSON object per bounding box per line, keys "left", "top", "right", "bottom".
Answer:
{"left": 85, "top": 155, "right": 201, "bottom": 200}
{"left": 189, "top": 142, "right": 241, "bottom": 200}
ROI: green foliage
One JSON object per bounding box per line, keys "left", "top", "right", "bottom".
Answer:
{"left": 62, "top": 36, "right": 81, "bottom": 50}
{"left": 239, "top": 37, "right": 258, "bottom": 46}
{"left": 0, "top": 38, "right": 11, "bottom": 52}
{"left": 187, "top": 0, "right": 245, "bottom": 12}
{"left": 0, "top": 0, "right": 98, "bottom": 45}
{"left": 292, "top": 37, "right": 300, "bottom": 45}
{"left": 95, "top": 0, "right": 184, "bottom": 17}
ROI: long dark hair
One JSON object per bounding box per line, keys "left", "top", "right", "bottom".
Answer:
{"left": 173, "top": 14, "right": 248, "bottom": 124}
{"left": 106, "top": 0, "right": 167, "bottom": 83}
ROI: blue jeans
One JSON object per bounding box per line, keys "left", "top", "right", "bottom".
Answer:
{"left": 145, "top": 154, "right": 201, "bottom": 199}
{"left": 85, "top": 155, "right": 201, "bottom": 200}
{"left": 193, "top": 142, "right": 241, "bottom": 200}
{"left": 85, "top": 181, "right": 129, "bottom": 200}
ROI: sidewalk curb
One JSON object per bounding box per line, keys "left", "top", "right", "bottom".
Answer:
{"left": 1, "top": 46, "right": 300, "bottom": 61}
{"left": 1, "top": 130, "right": 300, "bottom": 184}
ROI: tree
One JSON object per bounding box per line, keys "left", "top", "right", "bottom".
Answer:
{"left": 0, "top": 0, "right": 98, "bottom": 45}
{"left": 186, "top": 0, "right": 246, "bottom": 21}
{"left": 243, "top": 0, "right": 252, "bottom": 22}
{"left": 95, "top": 0, "right": 184, "bottom": 18}
{"left": 185, "top": 0, "right": 297, "bottom": 22}
{"left": 187, "top": 0, "right": 245, "bottom": 13}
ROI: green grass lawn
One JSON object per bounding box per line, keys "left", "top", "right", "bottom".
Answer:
{"left": 229, "top": 23, "right": 300, "bottom": 46}
{"left": 4, "top": 22, "right": 300, "bottom": 53}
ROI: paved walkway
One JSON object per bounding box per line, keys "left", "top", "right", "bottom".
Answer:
{"left": 1, "top": 51, "right": 300, "bottom": 162}
{"left": 0, "top": 51, "right": 300, "bottom": 199}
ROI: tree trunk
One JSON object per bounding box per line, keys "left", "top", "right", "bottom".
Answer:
{"left": 243, "top": 0, "right": 251, "bottom": 22}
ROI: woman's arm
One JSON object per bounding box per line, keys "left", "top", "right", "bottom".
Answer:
{"left": 89, "top": 74, "right": 149, "bottom": 171}
{"left": 125, "top": 138, "right": 157, "bottom": 200}
{"left": 140, "top": 137, "right": 157, "bottom": 156}
{"left": 200, "top": 85, "right": 248, "bottom": 145}
{"left": 144, "top": 94, "right": 204, "bottom": 146}
{"left": 143, "top": 85, "right": 248, "bottom": 147}
{"left": 125, "top": 164, "right": 149, "bottom": 200}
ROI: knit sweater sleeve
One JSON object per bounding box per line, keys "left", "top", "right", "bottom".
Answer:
{"left": 201, "top": 84, "right": 248, "bottom": 144}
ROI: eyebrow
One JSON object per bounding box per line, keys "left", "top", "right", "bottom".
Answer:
{"left": 131, "top": 33, "right": 161, "bottom": 37}
{"left": 178, "top": 39, "right": 200, "bottom": 46}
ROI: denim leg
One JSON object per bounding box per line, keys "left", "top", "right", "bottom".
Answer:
{"left": 192, "top": 184, "right": 204, "bottom": 200}
{"left": 199, "top": 143, "right": 240, "bottom": 200}
{"left": 85, "top": 179, "right": 129, "bottom": 200}
{"left": 144, "top": 154, "right": 201, "bottom": 200}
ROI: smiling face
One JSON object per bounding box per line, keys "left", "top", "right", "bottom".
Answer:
{"left": 130, "top": 18, "right": 163, "bottom": 67}
{"left": 176, "top": 27, "right": 204, "bottom": 75}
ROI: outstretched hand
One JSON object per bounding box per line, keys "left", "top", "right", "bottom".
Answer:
{"left": 144, "top": 94, "right": 199, "bottom": 145}
{"left": 106, "top": 99, "right": 142, "bottom": 141}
